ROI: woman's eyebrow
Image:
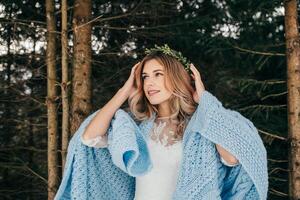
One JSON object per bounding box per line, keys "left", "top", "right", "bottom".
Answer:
{"left": 142, "top": 69, "right": 163, "bottom": 75}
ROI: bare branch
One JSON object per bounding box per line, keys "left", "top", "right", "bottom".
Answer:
{"left": 258, "top": 128, "right": 288, "bottom": 141}
{"left": 232, "top": 45, "right": 285, "bottom": 56}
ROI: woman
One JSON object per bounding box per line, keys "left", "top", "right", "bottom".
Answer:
{"left": 55, "top": 44, "right": 268, "bottom": 200}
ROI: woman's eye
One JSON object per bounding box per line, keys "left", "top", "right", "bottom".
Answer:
{"left": 142, "top": 73, "right": 162, "bottom": 80}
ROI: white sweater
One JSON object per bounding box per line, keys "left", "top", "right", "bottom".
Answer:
{"left": 81, "top": 120, "right": 238, "bottom": 200}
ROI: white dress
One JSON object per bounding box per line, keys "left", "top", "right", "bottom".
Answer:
{"left": 81, "top": 119, "right": 238, "bottom": 200}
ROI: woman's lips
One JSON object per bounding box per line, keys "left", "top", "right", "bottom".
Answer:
{"left": 148, "top": 90, "right": 160, "bottom": 96}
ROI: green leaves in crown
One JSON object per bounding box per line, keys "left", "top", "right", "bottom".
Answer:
{"left": 145, "top": 44, "right": 191, "bottom": 73}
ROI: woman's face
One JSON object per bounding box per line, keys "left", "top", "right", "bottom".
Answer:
{"left": 142, "top": 59, "right": 172, "bottom": 105}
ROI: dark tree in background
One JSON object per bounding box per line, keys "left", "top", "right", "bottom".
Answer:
{"left": 0, "top": 0, "right": 297, "bottom": 199}
{"left": 70, "top": 0, "right": 92, "bottom": 136}
{"left": 60, "top": 0, "right": 70, "bottom": 172}
{"left": 45, "top": 0, "right": 58, "bottom": 198}
{"left": 0, "top": 0, "right": 49, "bottom": 199}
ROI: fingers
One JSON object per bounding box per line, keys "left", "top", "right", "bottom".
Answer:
{"left": 190, "top": 63, "right": 197, "bottom": 71}
{"left": 133, "top": 61, "right": 140, "bottom": 68}
{"left": 190, "top": 63, "right": 200, "bottom": 77}
{"left": 131, "top": 61, "right": 140, "bottom": 75}
{"left": 189, "top": 64, "right": 205, "bottom": 99}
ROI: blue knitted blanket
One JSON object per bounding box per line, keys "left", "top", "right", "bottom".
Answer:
{"left": 55, "top": 91, "right": 268, "bottom": 200}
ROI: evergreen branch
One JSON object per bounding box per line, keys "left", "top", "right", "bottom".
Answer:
{"left": 257, "top": 128, "right": 287, "bottom": 141}
{"left": 0, "top": 147, "right": 47, "bottom": 152}
{"left": 269, "top": 188, "right": 289, "bottom": 197}
{"left": 269, "top": 176, "right": 288, "bottom": 182}
{"left": 238, "top": 104, "right": 287, "bottom": 112}
{"left": 0, "top": 163, "right": 47, "bottom": 184}
{"left": 24, "top": 165, "right": 48, "bottom": 184}
{"left": 267, "top": 159, "right": 288, "bottom": 163}
{"left": 232, "top": 45, "right": 285, "bottom": 56}
{"left": 236, "top": 78, "right": 286, "bottom": 85}
{"left": 269, "top": 167, "right": 289, "bottom": 175}
{"left": 95, "top": 0, "right": 144, "bottom": 23}
{"left": 145, "top": 44, "right": 191, "bottom": 72}
{"left": 73, "top": 14, "right": 104, "bottom": 32}
{"left": 261, "top": 91, "right": 288, "bottom": 101}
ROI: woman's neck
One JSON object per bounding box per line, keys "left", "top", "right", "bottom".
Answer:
{"left": 157, "top": 102, "right": 172, "bottom": 118}
{"left": 155, "top": 114, "right": 179, "bottom": 124}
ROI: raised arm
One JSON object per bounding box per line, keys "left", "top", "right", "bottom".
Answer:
{"left": 82, "top": 62, "right": 140, "bottom": 141}
{"left": 189, "top": 63, "right": 239, "bottom": 166}
{"left": 82, "top": 88, "right": 129, "bottom": 140}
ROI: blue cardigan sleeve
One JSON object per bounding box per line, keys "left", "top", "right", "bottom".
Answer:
{"left": 106, "top": 109, "right": 153, "bottom": 177}
{"left": 191, "top": 90, "right": 268, "bottom": 200}
{"left": 54, "top": 109, "right": 137, "bottom": 200}
{"left": 54, "top": 109, "right": 102, "bottom": 200}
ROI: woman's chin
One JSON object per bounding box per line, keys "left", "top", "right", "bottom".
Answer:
{"left": 149, "top": 101, "right": 159, "bottom": 105}
{"left": 147, "top": 98, "right": 161, "bottom": 105}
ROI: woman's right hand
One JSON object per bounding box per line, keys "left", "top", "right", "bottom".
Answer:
{"left": 120, "top": 61, "right": 140, "bottom": 98}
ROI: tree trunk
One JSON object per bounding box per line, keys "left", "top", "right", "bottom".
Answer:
{"left": 61, "top": 0, "right": 69, "bottom": 173}
{"left": 46, "top": 0, "right": 58, "bottom": 199}
{"left": 284, "top": 0, "right": 300, "bottom": 199}
{"left": 70, "top": 0, "right": 92, "bottom": 135}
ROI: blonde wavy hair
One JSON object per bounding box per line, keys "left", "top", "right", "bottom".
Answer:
{"left": 128, "top": 51, "right": 197, "bottom": 139}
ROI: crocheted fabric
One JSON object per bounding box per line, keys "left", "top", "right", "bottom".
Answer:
{"left": 54, "top": 91, "right": 268, "bottom": 200}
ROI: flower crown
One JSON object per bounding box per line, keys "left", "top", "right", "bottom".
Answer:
{"left": 145, "top": 44, "right": 191, "bottom": 73}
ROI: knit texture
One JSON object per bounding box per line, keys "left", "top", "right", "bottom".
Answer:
{"left": 54, "top": 90, "right": 268, "bottom": 200}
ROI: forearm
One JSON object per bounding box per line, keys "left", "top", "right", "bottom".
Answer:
{"left": 216, "top": 144, "right": 239, "bottom": 165}
{"left": 82, "top": 88, "right": 129, "bottom": 140}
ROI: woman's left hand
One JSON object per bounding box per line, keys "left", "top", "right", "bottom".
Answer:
{"left": 190, "top": 63, "right": 205, "bottom": 103}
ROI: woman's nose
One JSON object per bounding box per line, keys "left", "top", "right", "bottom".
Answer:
{"left": 144, "top": 77, "right": 155, "bottom": 86}
{"left": 145, "top": 81, "right": 153, "bottom": 87}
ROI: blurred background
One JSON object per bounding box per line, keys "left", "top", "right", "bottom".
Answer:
{"left": 0, "top": 0, "right": 298, "bottom": 199}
